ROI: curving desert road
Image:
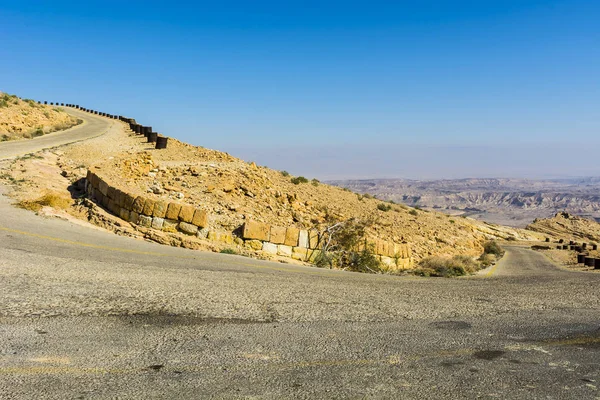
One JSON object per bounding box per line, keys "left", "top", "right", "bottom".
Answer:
{"left": 0, "top": 110, "right": 599, "bottom": 399}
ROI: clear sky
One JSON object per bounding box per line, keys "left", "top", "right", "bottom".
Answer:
{"left": 1, "top": 0, "right": 598, "bottom": 179}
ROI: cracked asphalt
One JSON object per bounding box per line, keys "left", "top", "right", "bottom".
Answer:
{"left": 0, "top": 110, "right": 599, "bottom": 398}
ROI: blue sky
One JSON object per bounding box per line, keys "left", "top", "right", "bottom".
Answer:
{"left": 1, "top": 0, "right": 598, "bottom": 179}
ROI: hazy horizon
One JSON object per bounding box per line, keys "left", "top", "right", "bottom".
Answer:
{"left": 1, "top": 0, "right": 598, "bottom": 180}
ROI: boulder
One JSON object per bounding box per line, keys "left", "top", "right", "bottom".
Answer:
{"left": 132, "top": 196, "right": 145, "bottom": 214}
{"left": 277, "top": 245, "right": 293, "bottom": 257}
{"left": 262, "top": 242, "right": 278, "bottom": 255}
{"left": 153, "top": 201, "right": 167, "bottom": 218}
{"left": 178, "top": 205, "right": 195, "bottom": 223}
{"left": 138, "top": 215, "right": 152, "bottom": 228}
{"left": 244, "top": 239, "right": 263, "bottom": 250}
{"left": 142, "top": 198, "right": 155, "bottom": 216}
{"left": 298, "top": 230, "right": 309, "bottom": 249}
{"left": 178, "top": 221, "right": 198, "bottom": 235}
{"left": 192, "top": 209, "right": 208, "bottom": 228}
{"left": 151, "top": 217, "right": 164, "bottom": 230}
{"left": 270, "top": 226, "right": 286, "bottom": 244}
{"left": 242, "top": 220, "right": 270, "bottom": 241}
{"left": 165, "top": 203, "right": 181, "bottom": 220}
{"left": 284, "top": 227, "right": 300, "bottom": 247}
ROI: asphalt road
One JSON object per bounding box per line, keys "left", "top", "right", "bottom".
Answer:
{"left": 0, "top": 110, "right": 598, "bottom": 399}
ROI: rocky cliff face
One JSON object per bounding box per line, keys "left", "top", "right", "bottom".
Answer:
{"left": 329, "top": 178, "right": 600, "bottom": 227}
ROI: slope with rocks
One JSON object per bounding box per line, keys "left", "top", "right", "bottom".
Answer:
{"left": 0, "top": 105, "right": 545, "bottom": 266}
{"left": 0, "top": 92, "right": 81, "bottom": 141}
{"left": 527, "top": 212, "right": 600, "bottom": 243}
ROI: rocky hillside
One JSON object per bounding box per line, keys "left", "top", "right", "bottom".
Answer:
{"left": 329, "top": 178, "right": 600, "bottom": 227}
{"left": 527, "top": 212, "right": 600, "bottom": 243}
{"left": 1, "top": 115, "right": 545, "bottom": 263}
{"left": 0, "top": 92, "right": 81, "bottom": 141}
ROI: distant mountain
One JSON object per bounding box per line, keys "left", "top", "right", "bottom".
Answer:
{"left": 327, "top": 178, "right": 600, "bottom": 227}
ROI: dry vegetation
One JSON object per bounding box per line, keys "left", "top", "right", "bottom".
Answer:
{"left": 0, "top": 92, "right": 81, "bottom": 141}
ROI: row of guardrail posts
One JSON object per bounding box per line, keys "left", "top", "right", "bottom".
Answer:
{"left": 554, "top": 239, "right": 600, "bottom": 269}
{"left": 36, "top": 101, "right": 169, "bottom": 149}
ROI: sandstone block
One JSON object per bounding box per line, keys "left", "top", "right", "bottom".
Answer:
{"left": 119, "top": 208, "right": 130, "bottom": 222}
{"left": 277, "top": 245, "right": 292, "bottom": 257}
{"left": 109, "top": 198, "right": 119, "bottom": 213}
{"left": 142, "top": 198, "right": 155, "bottom": 216}
{"left": 151, "top": 217, "right": 164, "bottom": 230}
{"left": 309, "top": 229, "right": 320, "bottom": 249}
{"left": 153, "top": 201, "right": 167, "bottom": 218}
{"left": 178, "top": 205, "right": 195, "bottom": 223}
{"left": 244, "top": 240, "right": 263, "bottom": 250}
{"left": 165, "top": 203, "right": 182, "bottom": 220}
{"left": 101, "top": 195, "right": 110, "bottom": 209}
{"left": 192, "top": 209, "right": 208, "bottom": 228}
{"left": 98, "top": 179, "right": 108, "bottom": 196}
{"left": 107, "top": 185, "right": 116, "bottom": 201}
{"left": 262, "top": 242, "right": 278, "bottom": 255}
{"left": 162, "top": 219, "right": 178, "bottom": 233}
{"left": 242, "top": 220, "right": 270, "bottom": 241}
{"left": 138, "top": 215, "right": 152, "bottom": 228}
{"left": 178, "top": 221, "right": 198, "bottom": 235}
{"left": 123, "top": 193, "right": 135, "bottom": 211}
{"left": 90, "top": 172, "right": 99, "bottom": 188}
{"left": 270, "top": 226, "right": 286, "bottom": 244}
{"left": 132, "top": 196, "right": 145, "bottom": 214}
{"left": 129, "top": 211, "right": 140, "bottom": 224}
{"left": 291, "top": 247, "right": 308, "bottom": 261}
{"left": 284, "top": 227, "right": 300, "bottom": 247}
{"left": 298, "top": 230, "right": 309, "bottom": 249}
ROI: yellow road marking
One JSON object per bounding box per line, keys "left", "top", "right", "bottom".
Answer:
{"left": 485, "top": 261, "right": 501, "bottom": 277}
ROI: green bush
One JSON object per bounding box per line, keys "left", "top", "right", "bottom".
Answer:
{"left": 0, "top": 99, "right": 8, "bottom": 108}
{"left": 483, "top": 241, "right": 503, "bottom": 256}
{"left": 220, "top": 248, "right": 237, "bottom": 255}
{"left": 409, "top": 209, "right": 418, "bottom": 216}
{"left": 311, "top": 178, "right": 320, "bottom": 186}
{"left": 291, "top": 176, "right": 309, "bottom": 185}
{"left": 377, "top": 203, "right": 392, "bottom": 212}
{"left": 32, "top": 128, "right": 44, "bottom": 137}
{"left": 281, "top": 170, "right": 290, "bottom": 177}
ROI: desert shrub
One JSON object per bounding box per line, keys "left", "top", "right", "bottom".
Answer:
{"left": 449, "top": 219, "right": 455, "bottom": 224}
{"left": 478, "top": 253, "right": 496, "bottom": 267}
{"left": 17, "top": 193, "right": 71, "bottom": 212}
{"left": 377, "top": 203, "right": 392, "bottom": 212}
{"left": 313, "top": 218, "right": 381, "bottom": 273}
{"left": 220, "top": 248, "right": 237, "bottom": 255}
{"left": 32, "top": 127, "right": 44, "bottom": 137}
{"left": 363, "top": 193, "right": 374, "bottom": 199}
{"left": 483, "top": 240, "right": 503, "bottom": 256}
{"left": 291, "top": 176, "right": 308, "bottom": 185}
{"left": 415, "top": 255, "right": 481, "bottom": 277}
{"left": 0, "top": 134, "right": 9, "bottom": 142}
{"left": 0, "top": 99, "right": 8, "bottom": 108}
{"left": 311, "top": 178, "right": 319, "bottom": 186}
{"left": 414, "top": 205, "right": 421, "bottom": 210}
{"left": 43, "top": 111, "right": 50, "bottom": 118}
{"left": 280, "top": 171, "right": 290, "bottom": 177}
{"left": 409, "top": 209, "right": 418, "bottom": 216}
